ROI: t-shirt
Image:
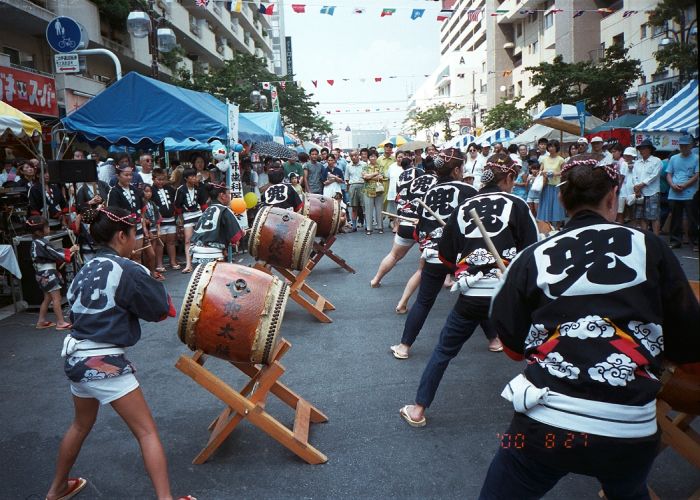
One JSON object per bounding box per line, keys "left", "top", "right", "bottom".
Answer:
{"left": 666, "top": 152, "right": 699, "bottom": 201}
{"left": 387, "top": 163, "right": 404, "bottom": 200}
{"left": 304, "top": 161, "right": 324, "bottom": 194}
{"left": 633, "top": 155, "right": 663, "bottom": 196}
{"left": 345, "top": 161, "right": 366, "bottom": 184}
{"left": 540, "top": 154, "right": 565, "bottom": 186}
{"left": 283, "top": 161, "right": 304, "bottom": 178}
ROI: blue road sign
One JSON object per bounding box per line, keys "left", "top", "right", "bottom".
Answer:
{"left": 46, "top": 17, "right": 85, "bottom": 53}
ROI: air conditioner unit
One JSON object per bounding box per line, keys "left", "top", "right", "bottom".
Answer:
{"left": 503, "top": 42, "right": 515, "bottom": 49}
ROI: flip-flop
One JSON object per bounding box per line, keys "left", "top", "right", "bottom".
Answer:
{"left": 390, "top": 345, "right": 409, "bottom": 360}
{"left": 171, "top": 264, "right": 182, "bottom": 270}
{"left": 56, "top": 323, "right": 72, "bottom": 331}
{"left": 399, "top": 405, "right": 426, "bottom": 427}
{"left": 55, "top": 477, "right": 87, "bottom": 500}
{"left": 36, "top": 321, "right": 56, "bottom": 329}
{"left": 155, "top": 267, "right": 166, "bottom": 273}
{"left": 488, "top": 340, "right": 504, "bottom": 352}
{"left": 395, "top": 306, "right": 408, "bottom": 315}
{"left": 181, "top": 267, "right": 193, "bottom": 274}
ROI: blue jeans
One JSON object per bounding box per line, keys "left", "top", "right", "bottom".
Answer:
{"left": 400, "top": 263, "right": 449, "bottom": 346}
{"left": 415, "top": 307, "right": 496, "bottom": 407}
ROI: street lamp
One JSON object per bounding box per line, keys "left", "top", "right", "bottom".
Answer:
{"left": 249, "top": 89, "right": 269, "bottom": 110}
{"left": 127, "top": 1, "right": 176, "bottom": 78}
{"left": 656, "top": 17, "right": 697, "bottom": 82}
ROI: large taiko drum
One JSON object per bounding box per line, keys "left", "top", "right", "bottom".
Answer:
{"left": 178, "top": 262, "right": 289, "bottom": 364}
{"left": 248, "top": 206, "right": 317, "bottom": 271}
{"left": 302, "top": 193, "right": 342, "bottom": 238}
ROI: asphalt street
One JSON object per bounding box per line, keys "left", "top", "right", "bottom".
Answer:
{"left": 1, "top": 230, "right": 698, "bottom": 499}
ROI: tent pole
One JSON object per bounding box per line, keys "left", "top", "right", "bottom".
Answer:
{"left": 38, "top": 138, "right": 48, "bottom": 220}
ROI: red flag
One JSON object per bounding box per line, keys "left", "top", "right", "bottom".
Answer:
{"left": 291, "top": 4, "right": 305, "bottom": 13}
{"left": 327, "top": 80, "right": 334, "bottom": 86}
{"left": 312, "top": 80, "right": 318, "bottom": 87}
{"left": 437, "top": 15, "right": 449, "bottom": 21}
{"left": 374, "top": 77, "right": 382, "bottom": 83}
{"left": 264, "top": 4, "right": 274, "bottom": 14}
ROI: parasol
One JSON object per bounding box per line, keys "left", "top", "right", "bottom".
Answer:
{"left": 397, "top": 140, "right": 431, "bottom": 152}
{"left": 252, "top": 141, "right": 297, "bottom": 159}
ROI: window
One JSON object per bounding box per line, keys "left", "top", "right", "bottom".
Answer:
{"left": 640, "top": 24, "right": 647, "bottom": 39}
{"left": 530, "top": 40, "right": 538, "bottom": 53}
{"left": 652, "top": 23, "right": 665, "bottom": 37}
{"left": 612, "top": 33, "right": 624, "bottom": 47}
{"left": 516, "top": 22, "right": 522, "bottom": 38}
{"left": 2, "top": 47, "right": 20, "bottom": 65}
{"left": 544, "top": 12, "right": 554, "bottom": 30}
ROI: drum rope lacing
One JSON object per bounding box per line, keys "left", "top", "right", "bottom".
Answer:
{"left": 262, "top": 280, "right": 289, "bottom": 363}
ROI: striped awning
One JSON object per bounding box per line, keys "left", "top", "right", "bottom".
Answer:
{"left": 476, "top": 127, "right": 516, "bottom": 145}
{"left": 634, "top": 79, "right": 698, "bottom": 137}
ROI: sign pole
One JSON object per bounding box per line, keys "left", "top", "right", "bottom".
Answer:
{"left": 575, "top": 99, "right": 587, "bottom": 138}
{"left": 227, "top": 100, "right": 244, "bottom": 262}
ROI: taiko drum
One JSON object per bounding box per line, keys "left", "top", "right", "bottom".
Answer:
{"left": 248, "top": 206, "right": 317, "bottom": 270}
{"left": 302, "top": 193, "right": 342, "bottom": 238}
{"left": 178, "top": 262, "right": 289, "bottom": 364}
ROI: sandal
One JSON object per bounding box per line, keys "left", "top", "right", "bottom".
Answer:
{"left": 153, "top": 272, "right": 166, "bottom": 281}
{"left": 399, "top": 405, "right": 426, "bottom": 427}
{"left": 56, "top": 323, "right": 72, "bottom": 331}
{"left": 390, "top": 345, "right": 409, "bottom": 360}
{"left": 55, "top": 477, "right": 88, "bottom": 500}
{"left": 155, "top": 267, "right": 166, "bottom": 273}
{"left": 171, "top": 264, "right": 182, "bottom": 270}
{"left": 181, "top": 267, "right": 193, "bottom": 274}
{"left": 36, "top": 321, "right": 56, "bottom": 329}
{"left": 395, "top": 306, "right": 408, "bottom": 315}
{"left": 370, "top": 281, "right": 381, "bottom": 288}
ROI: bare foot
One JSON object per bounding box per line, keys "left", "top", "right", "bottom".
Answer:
{"left": 370, "top": 279, "right": 381, "bottom": 288}
{"left": 395, "top": 305, "right": 408, "bottom": 314}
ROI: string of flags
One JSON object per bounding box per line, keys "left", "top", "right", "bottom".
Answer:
{"left": 199, "top": 2, "right": 654, "bottom": 21}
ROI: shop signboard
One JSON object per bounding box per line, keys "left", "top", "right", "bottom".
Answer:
{"left": 0, "top": 65, "right": 58, "bottom": 117}
{"left": 633, "top": 131, "right": 682, "bottom": 151}
{"left": 636, "top": 77, "right": 682, "bottom": 114}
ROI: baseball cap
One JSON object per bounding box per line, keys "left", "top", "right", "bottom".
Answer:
{"left": 577, "top": 137, "right": 588, "bottom": 144}
{"left": 480, "top": 141, "right": 491, "bottom": 148}
{"left": 623, "top": 147, "right": 638, "bottom": 157}
{"left": 590, "top": 136, "right": 604, "bottom": 143}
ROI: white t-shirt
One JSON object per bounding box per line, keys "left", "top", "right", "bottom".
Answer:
{"left": 387, "top": 162, "right": 404, "bottom": 200}
{"left": 464, "top": 155, "right": 486, "bottom": 190}
{"left": 140, "top": 172, "right": 153, "bottom": 186}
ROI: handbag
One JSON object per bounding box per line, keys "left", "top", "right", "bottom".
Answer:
{"left": 375, "top": 180, "right": 385, "bottom": 193}
{"left": 530, "top": 174, "right": 544, "bottom": 194}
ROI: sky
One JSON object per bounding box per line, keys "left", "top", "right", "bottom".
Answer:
{"left": 283, "top": 0, "right": 444, "bottom": 135}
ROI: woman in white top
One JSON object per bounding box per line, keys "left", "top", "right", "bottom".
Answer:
{"left": 462, "top": 143, "right": 485, "bottom": 189}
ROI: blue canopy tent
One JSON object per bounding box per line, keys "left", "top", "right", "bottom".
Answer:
{"left": 61, "top": 72, "right": 272, "bottom": 147}
{"left": 241, "top": 112, "right": 285, "bottom": 144}
{"left": 164, "top": 137, "right": 211, "bottom": 151}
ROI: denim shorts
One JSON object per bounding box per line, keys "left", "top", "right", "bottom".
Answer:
{"left": 634, "top": 193, "right": 659, "bottom": 220}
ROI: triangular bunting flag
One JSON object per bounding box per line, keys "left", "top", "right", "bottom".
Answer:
{"left": 467, "top": 9, "right": 480, "bottom": 21}
{"left": 263, "top": 4, "right": 274, "bottom": 15}
{"left": 291, "top": 4, "right": 305, "bottom": 13}
{"left": 622, "top": 10, "right": 638, "bottom": 17}
{"left": 411, "top": 9, "right": 425, "bottom": 20}
{"left": 573, "top": 10, "right": 585, "bottom": 18}
{"left": 312, "top": 80, "right": 318, "bottom": 87}
{"left": 320, "top": 5, "right": 336, "bottom": 15}
{"left": 230, "top": 0, "right": 242, "bottom": 12}
{"left": 195, "top": 0, "right": 209, "bottom": 7}
{"left": 327, "top": 80, "right": 334, "bottom": 86}
{"left": 437, "top": 15, "right": 449, "bottom": 21}
{"left": 374, "top": 77, "right": 382, "bottom": 83}
{"left": 381, "top": 8, "right": 396, "bottom": 17}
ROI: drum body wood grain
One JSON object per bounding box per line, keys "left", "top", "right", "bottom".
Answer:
{"left": 249, "top": 206, "right": 316, "bottom": 270}
{"left": 178, "top": 262, "right": 289, "bottom": 364}
{"left": 302, "top": 193, "right": 342, "bottom": 238}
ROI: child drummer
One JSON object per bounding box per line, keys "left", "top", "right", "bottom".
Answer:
{"left": 46, "top": 206, "right": 194, "bottom": 500}
{"left": 190, "top": 182, "right": 244, "bottom": 264}
{"left": 28, "top": 216, "right": 79, "bottom": 330}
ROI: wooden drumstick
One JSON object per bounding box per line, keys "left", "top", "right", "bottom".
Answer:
{"left": 65, "top": 227, "right": 84, "bottom": 266}
{"left": 468, "top": 208, "right": 506, "bottom": 273}
{"left": 131, "top": 244, "right": 152, "bottom": 254}
{"left": 417, "top": 199, "right": 446, "bottom": 227}
{"left": 381, "top": 211, "right": 418, "bottom": 224}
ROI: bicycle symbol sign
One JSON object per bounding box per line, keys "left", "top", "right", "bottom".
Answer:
{"left": 46, "top": 17, "right": 85, "bottom": 53}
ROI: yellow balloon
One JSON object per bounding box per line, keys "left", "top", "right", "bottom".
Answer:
{"left": 229, "top": 198, "right": 246, "bottom": 214}
{"left": 244, "top": 192, "right": 258, "bottom": 209}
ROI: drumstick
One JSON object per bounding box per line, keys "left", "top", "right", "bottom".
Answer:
{"left": 417, "top": 199, "right": 446, "bottom": 227}
{"left": 468, "top": 208, "right": 506, "bottom": 273}
{"left": 381, "top": 211, "right": 418, "bottom": 223}
{"left": 65, "top": 227, "right": 84, "bottom": 266}
{"left": 131, "top": 244, "right": 152, "bottom": 254}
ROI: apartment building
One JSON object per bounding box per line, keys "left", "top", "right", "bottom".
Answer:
{"left": 407, "top": 51, "right": 486, "bottom": 142}
{"left": 0, "top": 0, "right": 279, "bottom": 122}
{"left": 600, "top": 0, "right": 697, "bottom": 114}
{"left": 486, "top": 0, "right": 608, "bottom": 112}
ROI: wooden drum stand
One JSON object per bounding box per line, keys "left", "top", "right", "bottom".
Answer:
{"left": 175, "top": 339, "right": 328, "bottom": 465}
{"left": 308, "top": 235, "right": 356, "bottom": 274}
{"left": 254, "top": 261, "right": 336, "bottom": 323}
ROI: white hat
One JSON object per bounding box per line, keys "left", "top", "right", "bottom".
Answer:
{"left": 577, "top": 137, "right": 588, "bottom": 144}
{"left": 590, "top": 136, "right": 604, "bottom": 143}
{"left": 623, "top": 147, "right": 638, "bottom": 157}
{"left": 480, "top": 141, "right": 491, "bottom": 148}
